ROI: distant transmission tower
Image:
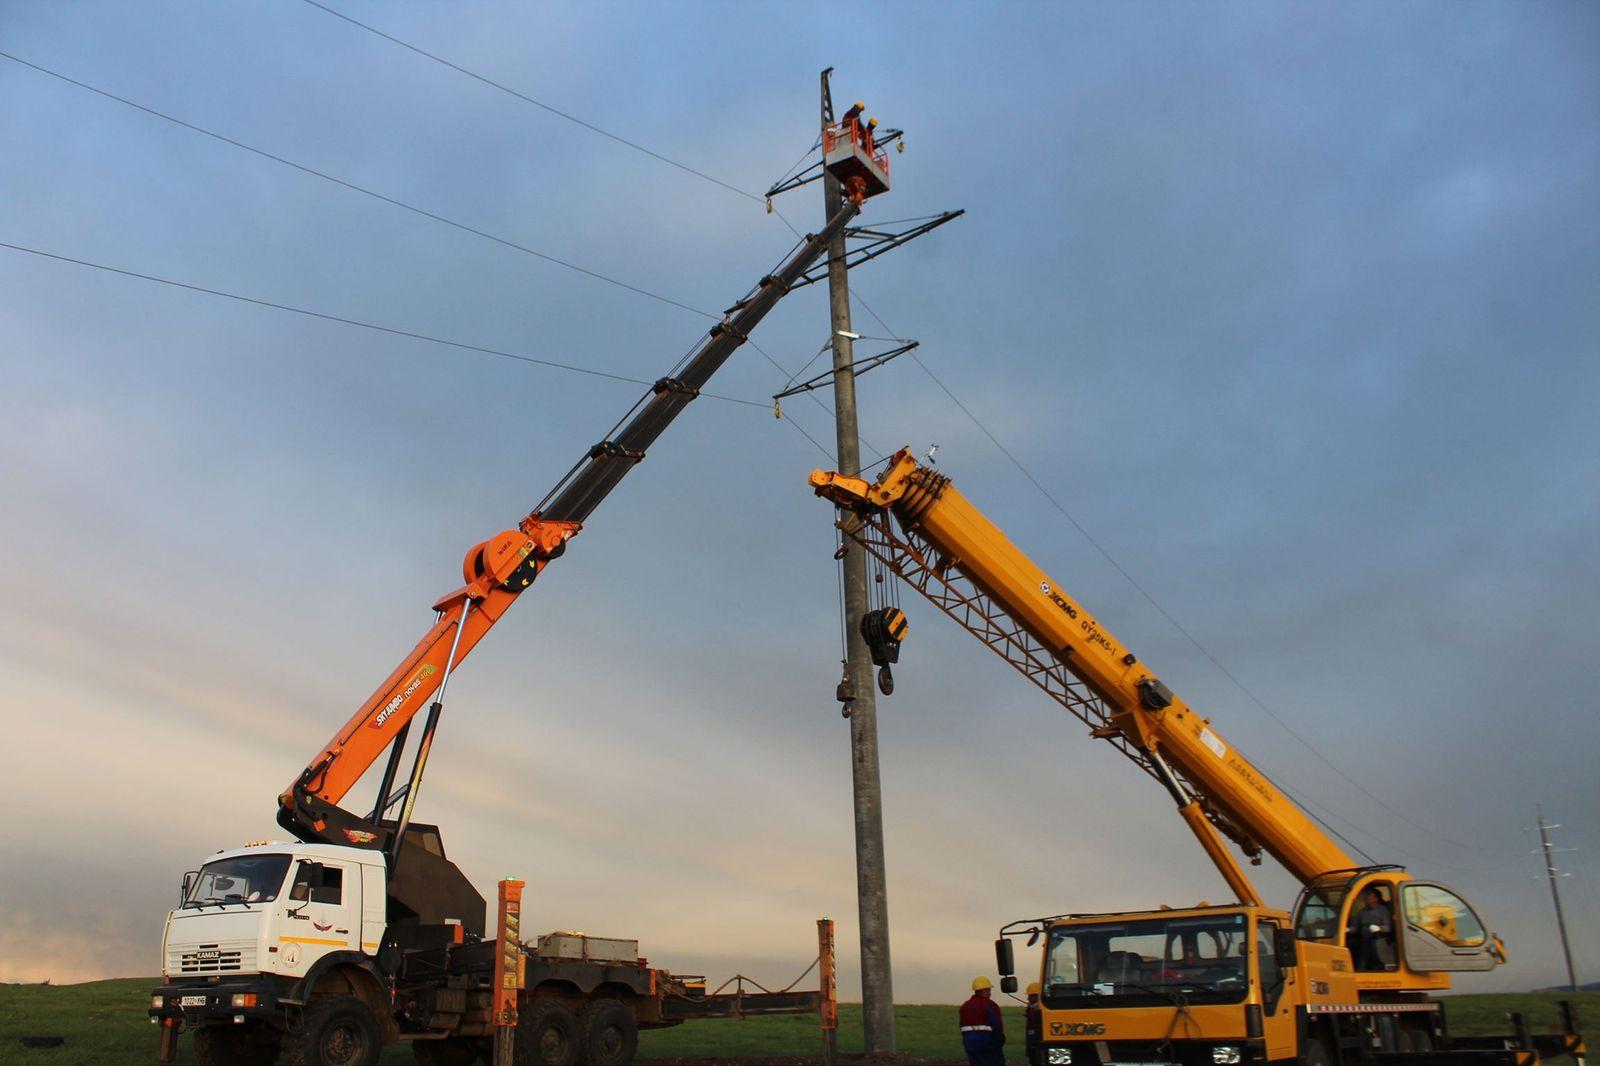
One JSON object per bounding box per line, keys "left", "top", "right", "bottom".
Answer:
{"left": 1530, "top": 804, "right": 1580, "bottom": 992}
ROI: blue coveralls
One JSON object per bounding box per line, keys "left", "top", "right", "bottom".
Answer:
{"left": 959, "top": 992, "right": 1006, "bottom": 1066}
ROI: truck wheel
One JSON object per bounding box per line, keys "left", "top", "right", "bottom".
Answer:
{"left": 580, "top": 1000, "right": 638, "bottom": 1066}
{"left": 516, "top": 1001, "right": 580, "bottom": 1066}
{"left": 413, "top": 1037, "right": 483, "bottom": 1065}
{"left": 194, "top": 1025, "right": 282, "bottom": 1066}
{"left": 1398, "top": 1025, "right": 1434, "bottom": 1054}
{"left": 284, "top": 994, "right": 382, "bottom": 1066}
{"left": 1303, "top": 1037, "right": 1333, "bottom": 1066}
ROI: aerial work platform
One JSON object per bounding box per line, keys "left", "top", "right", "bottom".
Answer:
{"left": 824, "top": 116, "right": 890, "bottom": 201}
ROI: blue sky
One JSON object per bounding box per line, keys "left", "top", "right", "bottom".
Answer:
{"left": 1, "top": 2, "right": 1596, "bottom": 999}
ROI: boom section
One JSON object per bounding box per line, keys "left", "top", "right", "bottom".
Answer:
{"left": 277, "top": 198, "right": 860, "bottom": 848}
{"left": 811, "top": 449, "right": 1355, "bottom": 889}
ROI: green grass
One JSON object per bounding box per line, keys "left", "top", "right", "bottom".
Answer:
{"left": 0, "top": 980, "right": 1592, "bottom": 1065}
{"left": 636, "top": 1003, "right": 1025, "bottom": 1060}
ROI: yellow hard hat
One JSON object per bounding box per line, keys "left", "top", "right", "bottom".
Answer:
{"left": 855, "top": 101, "right": 865, "bottom": 109}
{"left": 1027, "top": 982, "right": 1042, "bottom": 996}
{"left": 972, "top": 976, "right": 993, "bottom": 991}
{"left": 867, "top": 117, "right": 878, "bottom": 127}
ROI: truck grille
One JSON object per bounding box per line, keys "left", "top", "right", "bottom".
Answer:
{"left": 168, "top": 940, "right": 256, "bottom": 975}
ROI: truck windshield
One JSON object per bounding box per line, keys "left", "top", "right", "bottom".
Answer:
{"left": 1044, "top": 913, "right": 1250, "bottom": 1008}
{"left": 1293, "top": 879, "right": 1350, "bottom": 943}
{"left": 184, "top": 854, "right": 293, "bottom": 907}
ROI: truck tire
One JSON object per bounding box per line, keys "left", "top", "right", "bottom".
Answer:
{"left": 194, "top": 1025, "right": 281, "bottom": 1066}
{"left": 579, "top": 1000, "right": 638, "bottom": 1066}
{"left": 283, "top": 993, "right": 382, "bottom": 1066}
{"left": 413, "top": 1037, "right": 483, "bottom": 1065}
{"left": 1303, "top": 1037, "right": 1333, "bottom": 1066}
{"left": 517, "top": 1001, "right": 580, "bottom": 1066}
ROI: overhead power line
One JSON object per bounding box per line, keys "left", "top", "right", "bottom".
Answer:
{"left": 844, "top": 288, "right": 1508, "bottom": 861}
{"left": 0, "top": 238, "right": 766, "bottom": 405}
{"left": 298, "top": 0, "right": 764, "bottom": 205}
{"left": 0, "top": 49, "right": 713, "bottom": 321}
{"left": 17, "top": 21, "right": 1445, "bottom": 858}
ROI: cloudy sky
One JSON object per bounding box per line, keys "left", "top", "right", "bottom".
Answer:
{"left": 2, "top": 1, "right": 1596, "bottom": 1004}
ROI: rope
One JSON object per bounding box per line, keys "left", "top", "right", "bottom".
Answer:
{"left": 704, "top": 954, "right": 821, "bottom": 997}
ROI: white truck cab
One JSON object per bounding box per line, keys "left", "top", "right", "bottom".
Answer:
{"left": 161, "top": 841, "right": 387, "bottom": 983}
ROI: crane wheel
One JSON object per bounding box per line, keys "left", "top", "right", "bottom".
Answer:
{"left": 580, "top": 1000, "right": 638, "bottom": 1066}
{"left": 516, "top": 1000, "right": 580, "bottom": 1066}
{"left": 282, "top": 993, "right": 381, "bottom": 1066}
{"left": 1302, "top": 1037, "right": 1332, "bottom": 1066}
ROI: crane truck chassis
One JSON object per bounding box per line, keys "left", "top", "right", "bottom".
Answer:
{"left": 812, "top": 450, "right": 1586, "bottom": 1066}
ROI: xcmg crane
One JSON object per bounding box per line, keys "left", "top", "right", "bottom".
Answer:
{"left": 147, "top": 121, "right": 894, "bottom": 1066}
{"left": 811, "top": 449, "right": 1584, "bottom": 1066}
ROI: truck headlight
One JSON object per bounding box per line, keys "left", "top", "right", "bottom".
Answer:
{"left": 1047, "top": 1049, "right": 1074, "bottom": 1065}
{"left": 1212, "top": 1047, "right": 1241, "bottom": 1064}
{"left": 231, "top": 993, "right": 257, "bottom": 1008}
{"left": 150, "top": 995, "right": 164, "bottom": 1009}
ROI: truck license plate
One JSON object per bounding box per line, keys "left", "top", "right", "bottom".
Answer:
{"left": 180, "top": 996, "right": 207, "bottom": 1007}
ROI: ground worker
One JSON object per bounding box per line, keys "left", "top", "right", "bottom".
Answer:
{"left": 1024, "top": 982, "right": 1042, "bottom": 1066}
{"left": 960, "top": 976, "right": 1006, "bottom": 1066}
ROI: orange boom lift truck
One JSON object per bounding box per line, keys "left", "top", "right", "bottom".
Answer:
{"left": 146, "top": 135, "right": 895, "bottom": 1066}
{"left": 811, "top": 450, "right": 1584, "bottom": 1066}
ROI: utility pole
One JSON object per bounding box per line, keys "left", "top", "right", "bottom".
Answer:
{"left": 1533, "top": 805, "right": 1580, "bottom": 992}
{"left": 821, "top": 66, "right": 895, "bottom": 1053}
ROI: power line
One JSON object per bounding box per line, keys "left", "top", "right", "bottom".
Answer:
{"left": 16, "top": 25, "right": 1442, "bottom": 854}
{"left": 0, "top": 53, "right": 858, "bottom": 451}
{"left": 297, "top": 0, "right": 765, "bottom": 205}
{"left": 0, "top": 49, "right": 713, "bottom": 321}
{"left": 346, "top": 1, "right": 1525, "bottom": 860}
{"left": 845, "top": 288, "right": 1507, "bottom": 860}
{"left": 0, "top": 238, "right": 766, "bottom": 406}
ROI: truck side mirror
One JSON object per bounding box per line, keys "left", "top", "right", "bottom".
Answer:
{"left": 1274, "top": 927, "right": 1298, "bottom": 968}
{"left": 995, "top": 937, "right": 1015, "bottom": 977}
{"left": 1001, "top": 976, "right": 1019, "bottom": 994}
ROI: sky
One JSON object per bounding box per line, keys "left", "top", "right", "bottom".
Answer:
{"left": 1, "top": 0, "right": 1597, "bottom": 1004}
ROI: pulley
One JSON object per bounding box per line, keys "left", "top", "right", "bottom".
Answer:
{"left": 860, "top": 606, "right": 909, "bottom": 696}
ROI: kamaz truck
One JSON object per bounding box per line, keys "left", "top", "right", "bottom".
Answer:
{"left": 150, "top": 130, "right": 892, "bottom": 1065}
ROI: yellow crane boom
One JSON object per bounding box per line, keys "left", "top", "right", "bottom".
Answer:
{"left": 811, "top": 448, "right": 1352, "bottom": 902}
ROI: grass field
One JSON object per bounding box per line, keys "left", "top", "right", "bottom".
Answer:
{"left": 1, "top": 980, "right": 1592, "bottom": 1065}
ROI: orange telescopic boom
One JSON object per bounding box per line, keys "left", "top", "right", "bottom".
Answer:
{"left": 277, "top": 197, "right": 861, "bottom": 862}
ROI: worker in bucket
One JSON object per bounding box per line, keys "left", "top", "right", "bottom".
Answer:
{"left": 959, "top": 976, "right": 1007, "bottom": 1066}
{"left": 1024, "top": 981, "right": 1042, "bottom": 1066}
{"left": 842, "top": 100, "right": 865, "bottom": 124}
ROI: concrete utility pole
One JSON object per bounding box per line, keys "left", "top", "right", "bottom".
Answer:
{"left": 1534, "top": 805, "right": 1580, "bottom": 992}
{"left": 821, "top": 67, "right": 895, "bottom": 1053}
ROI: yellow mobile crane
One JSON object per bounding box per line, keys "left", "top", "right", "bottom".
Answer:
{"left": 811, "top": 450, "right": 1584, "bottom": 1066}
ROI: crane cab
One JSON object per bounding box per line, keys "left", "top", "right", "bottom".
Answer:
{"left": 1291, "top": 866, "right": 1503, "bottom": 992}
{"left": 824, "top": 117, "right": 890, "bottom": 201}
